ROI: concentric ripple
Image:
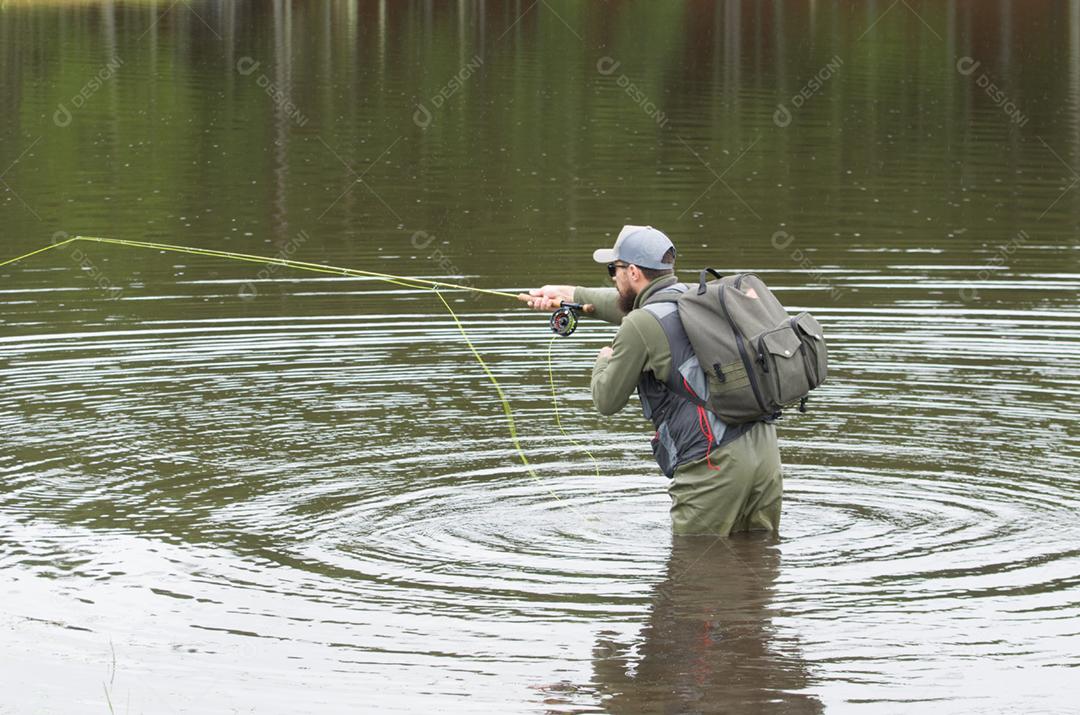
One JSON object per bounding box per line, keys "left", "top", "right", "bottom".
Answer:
{"left": 0, "top": 249, "right": 1075, "bottom": 712}
{"left": 2, "top": 265, "right": 1078, "bottom": 712}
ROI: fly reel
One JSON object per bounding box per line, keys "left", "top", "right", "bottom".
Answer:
{"left": 550, "top": 302, "right": 584, "bottom": 337}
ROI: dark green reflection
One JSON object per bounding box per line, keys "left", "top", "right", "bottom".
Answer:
{"left": 584, "top": 536, "right": 821, "bottom": 713}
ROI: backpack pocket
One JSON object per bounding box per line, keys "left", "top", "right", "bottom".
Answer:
{"left": 793, "top": 312, "right": 828, "bottom": 387}
{"left": 702, "top": 359, "right": 758, "bottom": 423}
{"left": 756, "top": 324, "right": 812, "bottom": 409}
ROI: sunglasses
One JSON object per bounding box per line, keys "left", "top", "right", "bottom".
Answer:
{"left": 607, "top": 261, "right": 630, "bottom": 278}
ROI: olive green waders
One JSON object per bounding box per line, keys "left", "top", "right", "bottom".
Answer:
{"left": 667, "top": 421, "right": 782, "bottom": 536}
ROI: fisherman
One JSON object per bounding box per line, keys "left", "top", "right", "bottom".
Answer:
{"left": 518, "top": 226, "right": 783, "bottom": 536}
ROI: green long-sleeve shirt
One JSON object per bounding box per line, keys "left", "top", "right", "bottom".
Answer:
{"left": 573, "top": 275, "right": 680, "bottom": 416}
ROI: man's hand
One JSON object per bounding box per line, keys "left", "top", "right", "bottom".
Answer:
{"left": 517, "top": 284, "right": 574, "bottom": 311}
{"left": 597, "top": 346, "right": 614, "bottom": 359}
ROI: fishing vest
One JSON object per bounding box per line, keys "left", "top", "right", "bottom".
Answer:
{"left": 638, "top": 282, "right": 755, "bottom": 478}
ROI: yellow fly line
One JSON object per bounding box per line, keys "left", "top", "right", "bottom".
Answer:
{"left": 1, "top": 235, "right": 602, "bottom": 488}
{"left": 0, "top": 235, "right": 520, "bottom": 297}
{"left": 548, "top": 336, "right": 601, "bottom": 478}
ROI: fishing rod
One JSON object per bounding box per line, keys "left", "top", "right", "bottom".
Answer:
{"left": 0, "top": 234, "right": 602, "bottom": 480}
{"left": 1, "top": 235, "right": 593, "bottom": 337}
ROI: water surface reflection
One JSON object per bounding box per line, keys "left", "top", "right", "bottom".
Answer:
{"left": 1, "top": 1, "right": 1079, "bottom": 712}
{"left": 586, "top": 536, "right": 822, "bottom": 714}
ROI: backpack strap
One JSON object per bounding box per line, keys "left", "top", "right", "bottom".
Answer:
{"left": 641, "top": 281, "right": 688, "bottom": 307}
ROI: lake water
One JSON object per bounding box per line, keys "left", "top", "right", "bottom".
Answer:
{"left": 1, "top": 1, "right": 1078, "bottom": 712}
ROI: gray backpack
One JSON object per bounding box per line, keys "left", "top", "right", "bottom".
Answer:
{"left": 676, "top": 269, "right": 827, "bottom": 423}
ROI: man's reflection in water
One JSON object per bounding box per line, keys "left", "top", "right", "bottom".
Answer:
{"left": 590, "top": 535, "right": 821, "bottom": 714}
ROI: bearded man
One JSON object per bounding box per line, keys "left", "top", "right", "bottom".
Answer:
{"left": 518, "top": 225, "right": 783, "bottom": 536}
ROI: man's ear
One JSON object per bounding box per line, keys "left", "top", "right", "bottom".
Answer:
{"left": 628, "top": 264, "right": 643, "bottom": 283}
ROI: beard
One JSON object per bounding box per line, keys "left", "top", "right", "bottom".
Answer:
{"left": 617, "top": 284, "right": 639, "bottom": 314}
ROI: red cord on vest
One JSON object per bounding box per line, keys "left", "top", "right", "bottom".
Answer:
{"left": 684, "top": 377, "right": 721, "bottom": 471}
{"left": 696, "top": 405, "right": 721, "bottom": 471}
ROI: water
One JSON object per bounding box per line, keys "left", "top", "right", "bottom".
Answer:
{"left": 1, "top": 1, "right": 1078, "bottom": 712}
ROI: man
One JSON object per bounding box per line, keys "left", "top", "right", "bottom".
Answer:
{"left": 518, "top": 225, "right": 782, "bottom": 536}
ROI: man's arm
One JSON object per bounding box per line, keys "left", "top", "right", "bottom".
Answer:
{"left": 591, "top": 313, "right": 649, "bottom": 415}
{"left": 516, "top": 285, "right": 625, "bottom": 326}
{"left": 573, "top": 286, "right": 624, "bottom": 326}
